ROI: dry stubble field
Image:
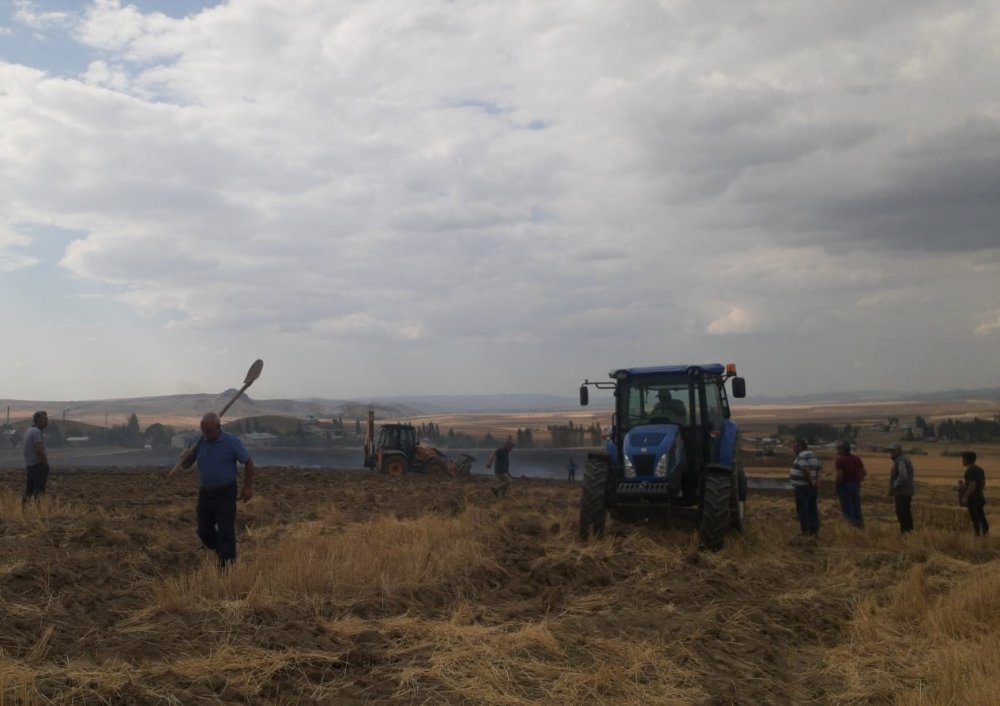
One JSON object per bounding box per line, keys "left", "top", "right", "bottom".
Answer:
{"left": 1, "top": 460, "right": 999, "bottom": 705}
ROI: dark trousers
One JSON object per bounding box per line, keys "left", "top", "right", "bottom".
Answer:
{"left": 967, "top": 498, "right": 989, "bottom": 536}
{"left": 794, "top": 485, "right": 820, "bottom": 536}
{"left": 836, "top": 482, "right": 864, "bottom": 528}
{"left": 24, "top": 463, "right": 50, "bottom": 501}
{"left": 493, "top": 472, "right": 512, "bottom": 498}
{"left": 197, "top": 482, "right": 238, "bottom": 567}
{"left": 894, "top": 495, "right": 914, "bottom": 533}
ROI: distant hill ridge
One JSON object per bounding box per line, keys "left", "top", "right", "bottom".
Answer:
{"left": 1, "top": 386, "right": 997, "bottom": 421}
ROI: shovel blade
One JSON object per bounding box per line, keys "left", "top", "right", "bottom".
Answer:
{"left": 244, "top": 359, "right": 264, "bottom": 385}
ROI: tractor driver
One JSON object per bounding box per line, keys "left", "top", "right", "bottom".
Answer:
{"left": 650, "top": 390, "right": 687, "bottom": 424}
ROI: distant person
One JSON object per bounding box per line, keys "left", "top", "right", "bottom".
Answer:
{"left": 888, "top": 443, "right": 915, "bottom": 534}
{"left": 834, "top": 441, "right": 866, "bottom": 528}
{"left": 179, "top": 412, "right": 256, "bottom": 568}
{"left": 22, "top": 411, "right": 50, "bottom": 503}
{"left": 567, "top": 458, "right": 578, "bottom": 482}
{"left": 789, "top": 438, "right": 822, "bottom": 537}
{"left": 487, "top": 437, "right": 515, "bottom": 498}
{"left": 959, "top": 451, "right": 988, "bottom": 536}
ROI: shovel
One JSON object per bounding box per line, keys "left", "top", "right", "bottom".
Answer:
{"left": 166, "top": 359, "right": 264, "bottom": 476}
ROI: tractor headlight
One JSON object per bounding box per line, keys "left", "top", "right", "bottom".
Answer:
{"left": 654, "top": 453, "right": 669, "bottom": 478}
{"left": 624, "top": 455, "right": 636, "bottom": 479}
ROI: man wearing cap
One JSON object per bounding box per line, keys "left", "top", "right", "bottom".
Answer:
{"left": 888, "top": 444, "right": 915, "bottom": 533}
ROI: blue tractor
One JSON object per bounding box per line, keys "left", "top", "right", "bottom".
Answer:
{"left": 578, "top": 363, "right": 747, "bottom": 550}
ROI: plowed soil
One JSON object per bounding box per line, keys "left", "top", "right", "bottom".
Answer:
{"left": 1, "top": 466, "right": 998, "bottom": 704}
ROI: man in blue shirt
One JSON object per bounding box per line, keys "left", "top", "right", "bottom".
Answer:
{"left": 180, "top": 412, "right": 255, "bottom": 568}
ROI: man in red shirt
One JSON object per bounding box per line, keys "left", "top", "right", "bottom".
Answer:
{"left": 834, "top": 441, "right": 866, "bottom": 528}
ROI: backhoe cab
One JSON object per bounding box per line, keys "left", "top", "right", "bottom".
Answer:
{"left": 363, "top": 411, "right": 474, "bottom": 478}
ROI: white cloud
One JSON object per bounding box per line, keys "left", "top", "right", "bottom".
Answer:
{"left": 975, "top": 315, "right": 1000, "bottom": 336}
{"left": 13, "top": 0, "right": 72, "bottom": 29}
{"left": 0, "top": 0, "right": 998, "bottom": 399}
{"left": 0, "top": 224, "right": 39, "bottom": 271}
{"left": 707, "top": 307, "right": 755, "bottom": 335}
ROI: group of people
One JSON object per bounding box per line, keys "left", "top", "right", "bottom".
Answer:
{"left": 20, "top": 409, "right": 992, "bottom": 569}
{"left": 789, "top": 438, "right": 989, "bottom": 538}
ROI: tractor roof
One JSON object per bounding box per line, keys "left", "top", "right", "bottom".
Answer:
{"left": 609, "top": 364, "right": 726, "bottom": 378}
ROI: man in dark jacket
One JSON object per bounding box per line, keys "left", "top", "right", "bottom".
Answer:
{"left": 487, "top": 438, "right": 515, "bottom": 498}
{"left": 959, "top": 451, "right": 988, "bottom": 536}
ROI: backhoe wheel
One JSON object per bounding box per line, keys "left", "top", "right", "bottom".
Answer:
{"left": 579, "top": 455, "right": 609, "bottom": 541}
{"left": 383, "top": 455, "right": 407, "bottom": 477}
{"left": 424, "top": 458, "right": 448, "bottom": 477}
{"left": 730, "top": 464, "right": 747, "bottom": 533}
{"left": 699, "top": 470, "right": 733, "bottom": 551}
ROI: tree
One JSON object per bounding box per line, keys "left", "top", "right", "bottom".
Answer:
{"left": 144, "top": 423, "right": 174, "bottom": 449}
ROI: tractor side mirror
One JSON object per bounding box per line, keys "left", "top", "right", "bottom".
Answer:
{"left": 732, "top": 377, "right": 746, "bottom": 398}
{"left": 579, "top": 386, "right": 589, "bottom": 406}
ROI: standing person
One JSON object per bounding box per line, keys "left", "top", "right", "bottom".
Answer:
{"left": 834, "top": 441, "right": 866, "bottom": 528}
{"left": 789, "top": 438, "right": 822, "bottom": 537}
{"left": 22, "top": 411, "right": 50, "bottom": 503}
{"left": 888, "top": 443, "right": 915, "bottom": 534}
{"left": 179, "top": 412, "right": 255, "bottom": 568}
{"left": 487, "top": 437, "right": 515, "bottom": 498}
{"left": 959, "top": 451, "right": 989, "bottom": 536}
{"left": 567, "top": 458, "right": 578, "bottom": 483}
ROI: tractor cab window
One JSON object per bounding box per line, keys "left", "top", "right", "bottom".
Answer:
{"left": 704, "top": 380, "right": 725, "bottom": 431}
{"left": 622, "top": 376, "right": 690, "bottom": 428}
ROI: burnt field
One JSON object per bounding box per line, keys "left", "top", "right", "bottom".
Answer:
{"left": 1, "top": 465, "right": 999, "bottom": 704}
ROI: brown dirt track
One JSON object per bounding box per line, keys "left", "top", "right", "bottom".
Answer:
{"left": 2, "top": 466, "right": 999, "bottom": 705}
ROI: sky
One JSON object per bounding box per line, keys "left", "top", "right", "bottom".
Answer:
{"left": 1, "top": 0, "right": 998, "bottom": 403}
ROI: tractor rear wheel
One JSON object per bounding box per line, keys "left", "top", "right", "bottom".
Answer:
{"left": 579, "top": 455, "right": 609, "bottom": 541}
{"left": 383, "top": 455, "right": 407, "bottom": 477}
{"left": 700, "top": 470, "right": 733, "bottom": 551}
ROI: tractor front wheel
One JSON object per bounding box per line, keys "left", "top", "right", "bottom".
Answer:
{"left": 700, "top": 469, "right": 733, "bottom": 551}
{"left": 579, "top": 454, "right": 609, "bottom": 541}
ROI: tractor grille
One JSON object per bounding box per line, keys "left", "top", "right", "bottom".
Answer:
{"left": 616, "top": 482, "right": 672, "bottom": 497}
{"left": 631, "top": 454, "right": 656, "bottom": 475}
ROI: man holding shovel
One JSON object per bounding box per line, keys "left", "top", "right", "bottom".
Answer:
{"left": 179, "top": 412, "right": 255, "bottom": 568}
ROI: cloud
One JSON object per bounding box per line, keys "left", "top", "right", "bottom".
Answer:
{"left": 0, "top": 224, "right": 39, "bottom": 271}
{"left": 975, "top": 315, "right": 1000, "bottom": 336}
{"left": 13, "top": 0, "right": 73, "bottom": 30}
{"left": 0, "top": 0, "right": 998, "bottom": 399}
{"left": 706, "top": 307, "right": 755, "bottom": 335}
